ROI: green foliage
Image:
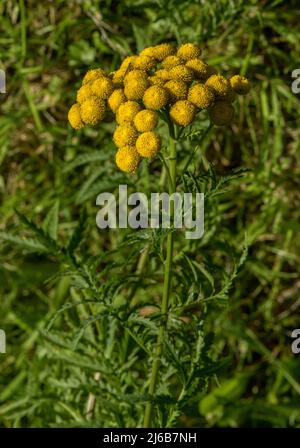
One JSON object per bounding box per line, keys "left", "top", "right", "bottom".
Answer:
{"left": 0, "top": 0, "right": 300, "bottom": 428}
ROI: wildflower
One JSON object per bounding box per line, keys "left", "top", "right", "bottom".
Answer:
{"left": 115, "top": 145, "right": 140, "bottom": 173}
{"left": 76, "top": 83, "right": 93, "bottom": 104}
{"left": 229, "top": 75, "right": 251, "bottom": 95}
{"left": 124, "top": 69, "right": 148, "bottom": 84}
{"left": 164, "top": 80, "right": 188, "bottom": 102}
{"left": 82, "top": 68, "right": 107, "bottom": 85}
{"left": 91, "top": 77, "right": 114, "bottom": 99}
{"left": 139, "top": 47, "right": 156, "bottom": 58}
{"left": 155, "top": 69, "right": 170, "bottom": 80}
{"left": 205, "top": 75, "right": 233, "bottom": 100}
{"left": 170, "top": 100, "right": 196, "bottom": 126}
{"left": 209, "top": 101, "right": 234, "bottom": 126}
{"left": 185, "top": 59, "right": 215, "bottom": 80}
{"left": 112, "top": 69, "right": 125, "bottom": 87}
{"left": 113, "top": 124, "right": 138, "bottom": 147}
{"left": 152, "top": 43, "right": 176, "bottom": 61}
{"left": 136, "top": 131, "right": 161, "bottom": 158}
{"left": 161, "top": 55, "right": 183, "bottom": 69}
{"left": 188, "top": 84, "right": 215, "bottom": 109}
{"left": 119, "top": 55, "right": 138, "bottom": 72}
{"left": 116, "top": 101, "right": 142, "bottom": 124}
{"left": 68, "top": 103, "right": 84, "bottom": 129}
{"left": 143, "top": 85, "right": 169, "bottom": 110}
{"left": 108, "top": 89, "right": 127, "bottom": 113}
{"left": 134, "top": 110, "right": 158, "bottom": 132}
{"left": 80, "top": 96, "right": 106, "bottom": 125}
{"left": 169, "top": 65, "right": 194, "bottom": 83}
{"left": 124, "top": 78, "right": 149, "bottom": 101}
{"left": 133, "top": 55, "right": 157, "bottom": 71}
{"left": 177, "top": 43, "right": 202, "bottom": 61}
{"left": 148, "top": 76, "right": 165, "bottom": 86}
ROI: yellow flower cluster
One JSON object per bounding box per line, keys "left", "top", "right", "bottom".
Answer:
{"left": 68, "top": 43, "right": 251, "bottom": 173}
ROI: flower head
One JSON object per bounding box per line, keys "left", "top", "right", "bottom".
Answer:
{"left": 164, "top": 80, "right": 188, "bottom": 102}
{"left": 148, "top": 76, "right": 165, "bottom": 86}
{"left": 136, "top": 132, "right": 161, "bottom": 158}
{"left": 91, "top": 77, "right": 114, "bottom": 99}
{"left": 139, "top": 47, "right": 156, "bottom": 58}
{"left": 119, "top": 55, "right": 138, "bottom": 72}
{"left": 143, "top": 85, "right": 169, "bottom": 110}
{"left": 116, "top": 101, "right": 142, "bottom": 124}
{"left": 185, "top": 59, "right": 215, "bottom": 80}
{"left": 76, "top": 83, "right": 93, "bottom": 104}
{"left": 82, "top": 68, "right": 107, "bottom": 85}
{"left": 209, "top": 101, "right": 234, "bottom": 126}
{"left": 177, "top": 43, "right": 202, "bottom": 61}
{"left": 229, "top": 75, "right": 251, "bottom": 95}
{"left": 170, "top": 100, "right": 196, "bottom": 126}
{"left": 124, "top": 78, "right": 150, "bottom": 101}
{"left": 169, "top": 65, "right": 194, "bottom": 83}
{"left": 112, "top": 69, "right": 125, "bottom": 87}
{"left": 155, "top": 69, "right": 170, "bottom": 80}
{"left": 188, "top": 84, "right": 215, "bottom": 109}
{"left": 161, "top": 55, "right": 183, "bottom": 69}
{"left": 113, "top": 124, "right": 138, "bottom": 147}
{"left": 108, "top": 89, "right": 127, "bottom": 113}
{"left": 68, "top": 103, "right": 84, "bottom": 129}
{"left": 152, "top": 43, "right": 176, "bottom": 61}
{"left": 115, "top": 146, "right": 140, "bottom": 173}
{"left": 80, "top": 97, "right": 106, "bottom": 125}
{"left": 133, "top": 55, "right": 157, "bottom": 71}
{"left": 134, "top": 110, "right": 158, "bottom": 132}
{"left": 205, "top": 75, "right": 233, "bottom": 100}
{"left": 124, "top": 69, "right": 148, "bottom": 84}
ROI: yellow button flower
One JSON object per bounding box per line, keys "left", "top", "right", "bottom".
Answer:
{"left": 91, "top": 77, "right": 114, "bottom": 99}
{"left": 170, "top": 100, "right": 196, "bottom": 126}
{"left": 148, "top": 76, "right": 165, "bottom": 86}
{"left": 185, "top": 59, "right": 216, "bottom": 80}
{"left": 124, "top": 69, "right": 148, "bottom": 84}
{"left": 205, "top": 75, "right": 233, "bottom": 100}
{"left": 177, "top": 43, "right": 202, "bottom": 61}
{"left": 134, "top": 110, "right": 158, "bottom": 132}
{"left": 119, "top": 55, "right": 138, "bottom": 72}
{"left": 143, "top": 86, "right": 169, "bottom": 110}
{"left": 136, "top": 131, "right": 161, "bottom": 158}
{"left": 116, "top": 101, "right": 142, "bottom": 124}
{"left": 133, "top": 55, "right": 157, "bottom": 71}
{"left": 139, "top": 46, "right": 156, "bottom": 58}
{"left": 169, "top": 65, "right": 194, "bottom": 83}
{"left": 113, "top": 124, "right": 138, "bottom": 147}
{"left": 188, "top": 84, "right": 215, "bottom": 109}
{"left": 112, "top": 69, "right": 125, "bottom": 87}
{"left": 155, "top": 69, "right": 171, "bottom": 80}
{"left": 209, "top": 101, "right": 234, "bottom": 126}
{"left": 151, "top": 43, "right": 176, "bottom": 61}
{"left": 229, "top": 75, "right": 251, "bottom": 95}
{"left": 161, "top": 55, "right": 183, "bottom": 69}
{"left": 68, "top": 103, "right": 84, "bottom": 129}
{"left": 108, "top": 89, "right": 127, "bottom": 113}
{"left": 115, "top": 146, "right": 140, "bottom": 173}
{"left": 82, "top": 68, "right": 107, "bottom": 85}
{"left": 76, "top": 83, "right": 93, "bottom": 104}
{"left": 124, "top": 78, "right": 150, "bottom": 101}
{"left": 164, "top": 80, "right": 188, "bottom": 102}
{"left": 80, "top": 96, "right": 106, "bottom": 125}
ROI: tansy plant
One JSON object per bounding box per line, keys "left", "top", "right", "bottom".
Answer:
{"left": 68, "top": 42, "right": 250, "bottom": 428}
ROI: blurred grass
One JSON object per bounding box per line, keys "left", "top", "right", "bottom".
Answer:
{"left": 0, "top": 0, "right": 300, "bottom": 428}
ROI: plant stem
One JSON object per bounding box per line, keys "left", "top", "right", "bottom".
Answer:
{"left": 143, "top": 132, "right": 177, "bottom": 428}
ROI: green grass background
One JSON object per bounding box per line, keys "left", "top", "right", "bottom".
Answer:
{"left": 0, "top": 0, "right": 300, "bottom": 428}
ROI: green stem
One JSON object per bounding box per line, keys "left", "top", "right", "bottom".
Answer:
{"left": 143, "top": 132, "right": 177, "bottom": 428}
